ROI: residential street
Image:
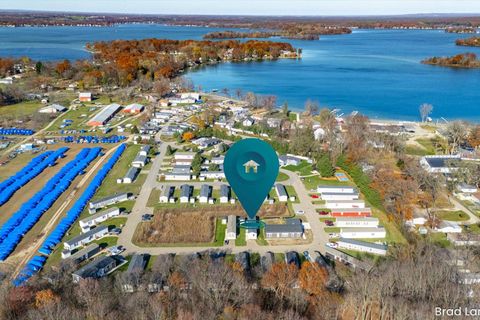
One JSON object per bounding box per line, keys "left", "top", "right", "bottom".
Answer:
{"left": 117, "top": 140, "right": 330, "bottom": 256}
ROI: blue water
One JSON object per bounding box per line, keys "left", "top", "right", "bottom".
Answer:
{"left": 0, "top": 24, "right": 479, "bottom": 120}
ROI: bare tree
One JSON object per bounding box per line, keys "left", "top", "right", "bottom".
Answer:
{"left": 446, "top": 120, "right": 468, "bottom": 153}
{"left": 419, "top": 103, "right": 433, "bottom": 122}
{"left": 303, "top": 99, "right": 319, "bottom": 116}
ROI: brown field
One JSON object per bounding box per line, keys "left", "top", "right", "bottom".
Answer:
{"left": 134, "top": 203, "right": 291, "bottom": 245}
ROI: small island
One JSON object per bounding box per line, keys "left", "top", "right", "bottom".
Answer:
{"left": 203, "top": 25, "right": 352, "bottom": 41}
{"left": 456, "top": 36, "right": 480, "bottom": 47}
{"left": 422, "top": 53, "right": 480, "bottom": 68}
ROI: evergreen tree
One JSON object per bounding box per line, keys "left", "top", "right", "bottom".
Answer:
{"left": 317, "top": 153, "right": 335, "bottom": 177}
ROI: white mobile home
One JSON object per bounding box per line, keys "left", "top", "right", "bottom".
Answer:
{"left": 317, "top": 186, "right": 356, "bottom": 194}
{"left": 225, "top": 215, "right": 237, "bottom": 240}
{"left": 220, "top": 185, "right": 231, "bottom": 203}
{"left": 335, "top": 217, "right": 379, "bottom": 228}
{"left": 337, "top": 238, "right": 387, "bottom": 255}
{"left": 325, "top": 200, "right": 365, "bottom": 209}
{"left": 64, "top": 226, "right": 109, "bottom": 251}
{"left": 180, "top": 184, "right": 193, "bottom": 203}
{"left": 199, "top": 184, "right": 212, "bottom": 204}
{"left": 275, "top": 184, "right": 288, "bottom": 202}
{"left": 160, "top": 186, "right": 175, "bottom": 203}
{"left": 79, "top": 207, "right": 120, "bottom": 233}
{"left": 164, "top": 173, "right": 192, "bottom": 181}
{"left": 340, "top": 227, "right": 386, "bottom": 239}
{"left": 321, "top": 192, "right": 359, "bottom": 201}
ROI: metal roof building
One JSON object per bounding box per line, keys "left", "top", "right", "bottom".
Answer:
{"left": 88, "top": 104, "right": 122, "bottom": 126}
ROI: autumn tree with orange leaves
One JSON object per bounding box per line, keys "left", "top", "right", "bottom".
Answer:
{"left": 261, "top": 262, "right": 298, "bottom": 301}
{"left": 298, "top": 261, "right": 329, "bottom": 297}
{"left": 182, "top": 131, "right": 195, "bottom": 142}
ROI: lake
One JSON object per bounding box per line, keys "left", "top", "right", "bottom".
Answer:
{"left": 0, "top": 24, "right": 479, "bottom": 121}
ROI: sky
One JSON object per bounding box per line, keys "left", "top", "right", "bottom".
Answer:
{"left": 0, "top": 0, "right": 479, "bottom": 16}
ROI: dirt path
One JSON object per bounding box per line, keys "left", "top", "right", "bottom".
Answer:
{"left": 11, "top": 143, "right": 123, "bottom": 278}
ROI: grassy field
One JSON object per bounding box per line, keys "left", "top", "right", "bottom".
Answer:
{"left": 0, "top": 101, "right": 43, "bottom": 118}
{"left": 235, "top": 228, "right": 247, "bottom": 246}
{"left": 134, "top": 215, "right": 226, "bottom": 247}
{"left": 283, "top": 161, "right": 313, "bottom": 176}
{"left": 147, "top": 188, "right": 161, "bottom": 207}
{"left": 436, "top": 210, "right": 469, "bottom": 222}
{"left": 302, "top": 175, "right": 351, "bottom": 191}
{"left": 90, "top": 144, "right": 143, "bottom": 199}
{"left": 427, "top": 233, "right": 451, "bottom": 248}
{"left": 276, "top": 172, "right": 289, "bottom": 182}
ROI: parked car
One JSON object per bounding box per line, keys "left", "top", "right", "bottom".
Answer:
{"left": 295, "top": 210, "right": 305, "bottom": 215}
{"left": 324, "top": 220, "right": 334, "bottom": 226}
{"left": 107, "top": 245, "right": 125, "bottom": 256}
{"left": 328, "top": 233, "right": 339, "bottom": 239}
{"left": 110, "top": 228, "right": 122, "bottom": 235}
{"left": 310, "top": 194, "right": 319, "bottom": 199}
{"left": 318, "top": 211, "right": 329, "bottom": 216}
{"left": 142, "top": 214, "right": 153, "bottom": 222}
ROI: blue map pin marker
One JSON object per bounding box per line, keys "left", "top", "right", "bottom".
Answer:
{"left": 224, "top": 138, "right": 279, "bottom": 224}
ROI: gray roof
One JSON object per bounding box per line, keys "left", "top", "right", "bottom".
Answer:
{"left": 90, "top": 103, "right": 121, "bottom": 124}
{"left": 66, "top": 243, "right": 100, "bottom": 262}
{"left": 81, "top": 207, "right": 119, "bottom": 224}
{"left": 133, "top": 154, "right": 147, "bottom": 163}
{"left": 140, "top": 145, "right": 151, "bottom": 153}
{"left": 180, "top": 184, "right": 192, "bottom": 198}
{"left": 73, "top": 255, "right": 122, "bottom": 279}
{"left": 220, "top": 185, "right": 230, "bottom": 198}
{"left": 275, "top": 184, "right": 288, "bottom": 197}
{"left": 127, "top": 254, "right": 148, "bottom": 273}
{"left": 424, "top": 156, "right": 461, "bottom": 168}
{"left": 90, "top": 193, "right": 129, "bottom": 207}
{"left": 161, "top": 186, "right": 175, "bottom": 198}
{"left": 172, "top": 165, "right": 191, "bottom": 174}
{"left": 338, "top": 238, "right": 387, "bottom": 251}
{"left": 125, "top": 167, "right": 140, "bottom": 181}
{"left": 265, "top": 221, "right": 303, "bottom": 234}
{"left": 200, "top": 184, "right": 212, "bottom": 198}
{"left": 65, "top": 226, "right": 108, "bottom": 247}
{"left": 227, "top": 215, "right": 237, "bottom": 233}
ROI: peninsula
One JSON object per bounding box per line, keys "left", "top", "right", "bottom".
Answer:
{"left": 422, "top": 52, "right": 480, "bottom": 68}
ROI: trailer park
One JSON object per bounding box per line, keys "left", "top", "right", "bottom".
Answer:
{"left": 1, "top": 89, "right": 479, "bottom": 288}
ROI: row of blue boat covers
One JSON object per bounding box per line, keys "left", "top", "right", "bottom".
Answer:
{"left": 0, "top": 149, "right": 68, "bottom": 206}
{"left": 0, "top": 128, "right": 34, "bottom": 136}
{"left": 13, "top": 143, "right": 126, "bottom": 286}
{"left": 60, "top": 135, "right": 126, "bottom": 144}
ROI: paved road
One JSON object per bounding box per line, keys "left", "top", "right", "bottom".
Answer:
{"left": 117, "top": 144, "right": 329, "bottom": 255}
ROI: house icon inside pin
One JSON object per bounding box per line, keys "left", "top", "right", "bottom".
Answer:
{"left": 243, "top": 160, "right": 260, "bottom": 174}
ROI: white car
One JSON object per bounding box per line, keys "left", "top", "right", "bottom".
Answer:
{"left": 326, "top": 242, "right": 338, "bottom": 248}
{"left": 295, "top": 210, "right": 305, "bottom": 215}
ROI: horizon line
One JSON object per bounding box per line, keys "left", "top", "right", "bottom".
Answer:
{"left": 2, "top": 9, "right": 480, "bottom": 18}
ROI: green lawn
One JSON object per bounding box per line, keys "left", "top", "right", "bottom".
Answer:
{"left": 436, "top": 210, "right": 469, "bottom": 222}
{"left": 283, "top": 161, "right": 313, "bottom": 176}
{"left": 324, "top": 227, "right": 341, "bottom": 233}
{"left": 147, "top": 188, "right": 161, "bottom": 207}
{"left": 302, "top": 175, "right": 350, "bottom": 191}
{"left": 91, "top": 144, "right": 143, "bottom": 199}
{"left": 0, "top": 100, "right": 43, "bottom": 117}
{"left": 285, "top": 185, "right": 299, "bottom": 202}
{"left": 235, "top": 228, "right": 247, "bottom": 246}
{"left": 256, "top": 228, "right": 269, "bottom": 246}
{"left": 427, "top": 233, "right": 451, "bottom": 248}
{"left": 276, "top": 172, "right": 289, "bottom": 182}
